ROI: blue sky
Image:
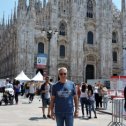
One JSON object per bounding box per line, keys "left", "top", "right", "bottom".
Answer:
{"left": 0, "top": 0, "right": 121, "bottom": 22}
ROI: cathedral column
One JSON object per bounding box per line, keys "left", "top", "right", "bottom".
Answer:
{"left": 48, "top": 0, "right": 59, "bottom": 79}
{"left": 49, "top": 31, "right": 58, "bottom": 78}
{"left": 122, "top": 0, "right": 126, "bottom": 75}
{"left": 98, "top": 0, "right": 113, "bottom": 79}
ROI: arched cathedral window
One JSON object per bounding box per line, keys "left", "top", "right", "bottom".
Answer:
{"left": 87, "top": 31, "right": 93, "bottom": 44}
{"left": 112, "top": 32, "right": 118, "bottom": 43}
{"left": 113, "top": 51, "right": 117, "bottom": 63}
{"left": 87, "top": 0, "right": 93, "bottom": 18}
{"left": 60, "top": 45, "right": 65, "bottom": 58}
{"left": 38, "top": 42, "right": 44, "bottom": 54}
{"left": 59, "top": 22, "right": 67, "bottom": 36}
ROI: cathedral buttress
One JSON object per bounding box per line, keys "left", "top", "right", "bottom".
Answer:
{"left": 98, "top": 0, "right": 113, "bottom": 78}
{"left": 47, "top": 0, "right": 59, "bottom": 77}
{"left": 122, "top": 0, "right": 126, "bottom": 75}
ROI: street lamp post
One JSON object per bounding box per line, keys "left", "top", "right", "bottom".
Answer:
{"left": 47, "top": 29, "right": 52, "bottom": 75}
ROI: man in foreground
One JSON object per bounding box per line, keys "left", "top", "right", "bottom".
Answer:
{"left": 50, "top": 67, "right": 78, "bottom": 126}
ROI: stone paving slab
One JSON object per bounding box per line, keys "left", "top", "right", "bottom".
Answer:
{"left": 0, "top": 96, "right": 125, "bottom": 126}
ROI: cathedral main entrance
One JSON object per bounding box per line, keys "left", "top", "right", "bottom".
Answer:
{"left": 86, "top": 65, "right": 94, "bottom": 81}
{"left": 36, "top": 69, "right": 43, "bottom": 75}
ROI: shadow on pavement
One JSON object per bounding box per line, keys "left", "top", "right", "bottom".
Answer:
{"left": 29, "top": 117, "right": 43, "bottom": 121}
{"left": 22, "top": 102, "right": 30, "bottom": 104}
{"left": 96, "top": 112, "right": 106, "bottom": 115}
{"left": 78, "top": 116, "right": 89, "bottom": 120}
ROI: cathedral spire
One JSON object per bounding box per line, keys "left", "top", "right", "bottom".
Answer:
{"left": 18, "top": 0, "right": 26, "bottom": 10}
{"left": 8, "top": 16, "right": 10, "bottom": 28}
{"left": 122, "top": 0, "right": 126, "bottom": 12}
{"left": 17, "top": 0, "right": 27, "bottom": 18}
{"left": 29, "top": 0, "right": 35, "bottom": 8}
{"left": 43, "top": 0, "right": 46, "bottom": 7}
{"left": 29, "top": 0, "right": 35, "bottom": 20}
{"left": 2, "top": 12, "right": 5, "bottom": 26}
{"left": 10, "top": 10, "right": 13, "bottom": 25}
{"left": 13, "top": 1, "right": 17, "bottom": 22}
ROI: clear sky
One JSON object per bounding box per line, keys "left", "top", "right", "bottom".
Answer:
{"left": 0, "top": 0, "right": 121, "bottom": 23}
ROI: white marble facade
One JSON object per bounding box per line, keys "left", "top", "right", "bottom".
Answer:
{"left": 0, "top": 0, "right": 125, "bottom": 82}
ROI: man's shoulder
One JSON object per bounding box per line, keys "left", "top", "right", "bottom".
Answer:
{"left": 52, "top": 80, "right": 75, "bottom": 86}
{"left": 66, "top": 80, "right": 75, "bottom": 85}
{"left": 53, "top": 81, "right": 60, "bottom": 86}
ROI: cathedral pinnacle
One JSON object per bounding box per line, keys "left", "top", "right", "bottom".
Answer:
{"left": 43, "top": 0, "right": 46, "bottom": 7}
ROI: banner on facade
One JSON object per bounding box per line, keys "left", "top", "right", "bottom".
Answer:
{"left": 36, "top": 54, "right": 47, "bottom": 69}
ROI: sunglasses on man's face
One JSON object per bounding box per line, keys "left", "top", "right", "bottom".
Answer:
{"left": 59, "top": 73, "right": 67, "bottom": 76}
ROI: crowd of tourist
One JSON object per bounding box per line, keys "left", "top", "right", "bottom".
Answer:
{"left": 76, "top": 81, "right": 109, "bottom": 118}
{"left": 0, "top": 67, "right": 110, "bottom": 126}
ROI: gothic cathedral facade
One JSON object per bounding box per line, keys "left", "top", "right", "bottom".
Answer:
{"left": 0, "top": 0, "right": 125, "bottom": 82}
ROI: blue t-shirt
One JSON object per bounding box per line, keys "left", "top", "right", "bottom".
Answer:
{"left": 52, "top": 80, "right": 76, "bottom": 114}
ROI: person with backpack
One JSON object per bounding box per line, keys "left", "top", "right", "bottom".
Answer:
{"left": 40, "top": 76, "right": 52, "bottom": 119}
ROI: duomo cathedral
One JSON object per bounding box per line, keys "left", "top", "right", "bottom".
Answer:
{"left": 0, "top": 0, "right": 126, "bottom": 82}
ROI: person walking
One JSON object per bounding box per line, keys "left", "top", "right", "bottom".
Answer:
{"left": 50, "top": 67, "right": 78, "bottom": 126}
{"left": 13, "top": 80, "right": 21, "bottom": 104}
{"left": 98, "top": 85, "right": 103, "bottom": 109}
{"left": 94, "top": 83, "right": 99, "bottom": 109}
{"left": 80, "top": 83, "right": 88, "bottom": 118}
{"left": 20, "top": 83, "right": 25, "bottom": 96}
{"left": 87, "top": 84, "right": 97, "bottom": 119}
{"left": 29, "top": 81, "right": 36, "bottom": 103}
{"left": 40, "top": 76, "right": 52, "bottom": 119}
{"left": 102, "top": 86, "right": 109, "bottom": 110}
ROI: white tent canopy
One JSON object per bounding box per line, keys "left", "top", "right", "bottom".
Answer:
{"left": 15, "top": 71, "right": 31, "bottom": 81}
{"left": 31, "top": 71, "right": 43, "bottom": 81}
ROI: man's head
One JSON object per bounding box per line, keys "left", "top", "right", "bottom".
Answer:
{"left": 6, "top": 78, "right": 9, "bottom": 81}
{"left": 58, "top": 67, "right": 67, "bottom": 81}
{"left": 6, "top": 78, "right": 10, "bottom": 83}
{"left": 45, "top": 76, "right": 50, "bottom": 83}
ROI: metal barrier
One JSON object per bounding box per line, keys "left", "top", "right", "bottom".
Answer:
{"left": 108, "top": 97, "right": 126, "bottom": 126}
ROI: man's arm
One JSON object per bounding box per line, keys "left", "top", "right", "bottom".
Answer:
{"left": 41, "top": 84, "right": 47, "bottom": 93}
{"left": 50, "top": 96, "right": 55, "bottom": 120}
{"left": 74, "top": 95, "right": 79, "bottom": 117}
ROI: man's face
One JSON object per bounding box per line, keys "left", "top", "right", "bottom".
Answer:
{"left": 45, "top": 77, "right": 49, "bottom": 83}
{"left": 59, "top": 69, "right": 67, "bottom": 79}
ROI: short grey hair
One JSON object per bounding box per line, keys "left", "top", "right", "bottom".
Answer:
{"left": 58, "top": 67, "right": 67, "bottom": 74}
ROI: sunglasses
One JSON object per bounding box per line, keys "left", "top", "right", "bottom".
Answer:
{"left": 59, "top": 73, "right": 67, "bottom": 76}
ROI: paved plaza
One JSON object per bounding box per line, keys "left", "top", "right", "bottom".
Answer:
{"left": 0, "top": 96, "right": 125, "bottom": 126}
